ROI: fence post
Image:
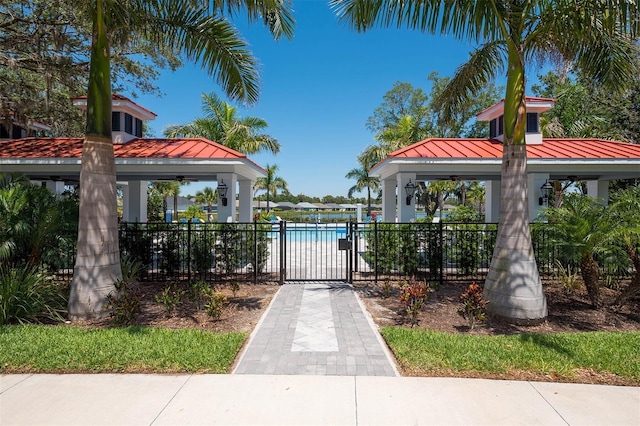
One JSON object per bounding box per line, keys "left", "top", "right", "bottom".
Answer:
{"left": 253, "top": 221, "right": 258, "bottom": 284}
{"left": 348, "top": 221, "right": 353, "bottom": 284}
{"left": 438, "top": 221, "right": 444, "bottom": 288}
{"left": 374, "top": 220, "right": 378, "bottom": 285}
{"left": 187, "top": 220, "right": 192, "bottom": 283}
{"left": 354, "top": 221, "right": 359, "bottom": 273}
{"left": 279, "top": 221, "right": 285, "bottom": 285}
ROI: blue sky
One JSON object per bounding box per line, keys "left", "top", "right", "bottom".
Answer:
{"left": 136, "top": 2, "right": 517, "bottom": 198}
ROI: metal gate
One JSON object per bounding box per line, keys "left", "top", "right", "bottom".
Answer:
{"left": 280, "top": 221, "right": 353, "bottom": 281}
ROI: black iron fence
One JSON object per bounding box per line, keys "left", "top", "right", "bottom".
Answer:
{"left": 118, "top": 222, "right": 281, "bottom": 284}
{"left": 51, "top": 221, "right": 631, "bottom": 285}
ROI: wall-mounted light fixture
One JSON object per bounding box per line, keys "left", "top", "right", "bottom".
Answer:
{"left": 404, "top": 179, "right": 417, "bottom": 206}
{"left": 539, "top": 180, "right": 553, "bottom": 206}
{"left": 217, "top": 179, "right": 228, "bottom": 207}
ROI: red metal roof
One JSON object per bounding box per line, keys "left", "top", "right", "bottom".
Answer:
{"left": 0, "top": 137, "right": 249, "bottom": 160}
{"left": 388, "top": 138, "right": 640, "bottom": 160}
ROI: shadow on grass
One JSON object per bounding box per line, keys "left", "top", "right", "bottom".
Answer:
{"left": 517, "top": 333, "right": 574, "bottom": 357}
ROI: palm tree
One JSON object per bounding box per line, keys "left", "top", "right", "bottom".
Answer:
{"left": 195, "top": 186, "right": 218, "bottom": 221}
{"left": 466, "top": 182, "right": 486, "bottom": 217}
{"left": 425, "top": 181, "right": 457, "bottom": 220}
{"left": 254, "top": 164, "right": 288, "bottom": 213}
{"left": 608, "top": 186, "right": 640, "bottom": 308}
{"left": 164, "top": 92, "right": 280, "bottom": 155}
{"left": 359, "top": 115, "right": 422, "bottom": 167}
{"left": 346, "top": 158, "right": 380, "bottom": 217}
{"left": 150, "top": 182, "right": 179, "bottom": 221}
{"left": 332, "top": 0, "right": 639, "bottom": 322}
{"left": 69, "top": 0, "right": 294, "bottom": 320}
{"left": 545, "top": 194, "right": 620, "bottom": 308}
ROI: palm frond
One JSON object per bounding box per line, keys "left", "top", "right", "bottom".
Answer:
{"left": 212, "top": 0, "right": 295, "bottom": 40}
{"left": 143, "top": 1, "right": 260, "bottom": 104}
{"left": 331, "top": 0, "right": 503, "bottom": 41}
{"left": 435, "top": 41, "right": 505, "bottom": 124}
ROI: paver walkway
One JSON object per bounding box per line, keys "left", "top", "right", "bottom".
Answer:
{"left": 233, "top": 282, "right": 397, "bottom": 376}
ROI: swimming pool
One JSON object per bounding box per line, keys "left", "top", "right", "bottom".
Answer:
{"left": 268, "top": 223, "right": 348, "bottom": 242}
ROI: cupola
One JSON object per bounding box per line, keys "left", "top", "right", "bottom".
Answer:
{"left": 72, "top": 94, "right": 157, "bottom": 143}
{"left": 476, "top": 97, "right": 556, "bottom": 145}
{"left": 1, "top": 113, "right": 51, "bottom": 140}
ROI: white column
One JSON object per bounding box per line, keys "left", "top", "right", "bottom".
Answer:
{"left": 217, "top": 173, "right": 237, "bottom": 223}
{"left": 528, "top": 173, "right": 550, "bottom": 221}
{"left": 485, "top": 180, "right": 501, "bottom": 223}
{"left": 381, "top": 178, "right": 396, "bottom": 222}
{"left": 238, "top": 179, "right": 254, "bottom": 222}
{"left": 586, "top": 180, "right": 609, "bottom": 205}
{"left": 397, "top": 173, "right": 416, "bottom": 223}
{"left": 45, "top": 180, "right": 65, "bottom": 195}
{"left": 122, "top": 180, "right": 148, "bottom": 223}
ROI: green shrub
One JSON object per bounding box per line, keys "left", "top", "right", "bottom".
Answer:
{"left": 188, "top": 280, "right": 212, "bottom": 309}
{"left": 366, "top": 223, "right": 424, "bottom": 275}
{"left": 0, "top": 265, "right": 66, "bottom": 325}
{"left": 119, "top": 224, "right": 153, "bottom": 275}
{"left": 105, "top": 257, "right": 144, "bottom": 325}
{"left": 555, "top": 260, "right": 581, "bottom": 292}
{"left": 190, "top": 229, "right": 216, "bottom": 274}
{"left": 0, "top": 173, "right": 78, "bottom": 271}
{"left": 205, "top": 293, "right": 228, "bottom": 320}
{"left": 247, "top": 223, "right": 271, "bottom": 273}
{"left": 215, "top": 224, "right": 242, "bottom": 276}
{"left": 159, "top": 231, "right": 181, "bottom": 277}
{"left": 154, "top": 284, "right": 184, "bottom": 315}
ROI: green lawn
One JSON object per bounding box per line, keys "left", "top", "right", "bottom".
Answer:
{"left": 0, "top": 325, "right": 246, "bottom": 373}
{"left": 382, "top": 327, "right": 640, "bottom": 383}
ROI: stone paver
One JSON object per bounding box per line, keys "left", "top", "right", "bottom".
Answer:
{"left": 233, "top": 282, "right": 397, "bottom": 376}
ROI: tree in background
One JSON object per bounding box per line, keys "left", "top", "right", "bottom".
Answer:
{"left": 533, "top": 69, "right": 640, "bottom": 192}
{"left": 424, "top": 181, "right": 457, "bottom": 219}
{"left": 533, "top": 69, "right": 640, "bottom": 143}
{"left": 360, "top": 75, "right": 500, "bottom": 167}
{"left": 426, "top": 72, "right": 501, "bottom": 138}
{"left": 333, "top": 0, "right": 639, "bottom": 323}
{"left": 164, "top": 92, "right": 280, "bottom": 155}
{"left": 69, "top": 0, "right": 294, "bottom": 320}
{"left": 0, "top": 0, "right": 188, "bottom": 137}
{"left": 466, "top": 182, "right": 486, "bottom": 218}
{"left": 254, "top": 164, "right": 289, "bottom": 213}
{"left": 149, "top": 182, "right": 181, "bottom": 222}
{"left": 345, "top": 157, "right": 380, "bottom": 217}
{"left": 194, "top": 186, "right": 218, "bottom": 221}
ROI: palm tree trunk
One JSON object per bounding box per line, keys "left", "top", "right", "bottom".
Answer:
{"left": 483, "top": 144, "right": 547, "bottom": 322}
{"left": 68, "top": 136, "right": 121, "bottom": 319}
{"left": 173, "top": 194, "right": 178, "bottom": 221}
{"left": 68, "top": 0, "right": 120, "bottom": 319}
{"left": 483, "top": 41, "right": 547, "bottom": 323}
{"left": 580, "top": 255, "right": 602, "bottom": 308}
{"left": 614, "top": 245, "right": 640, "bottom": 308}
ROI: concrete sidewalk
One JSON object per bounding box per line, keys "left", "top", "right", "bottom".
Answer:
{"left": 1, "top": 374, "right": 638, "bottom": 425}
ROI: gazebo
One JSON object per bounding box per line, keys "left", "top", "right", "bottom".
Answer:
{"left": 370, "top": 97, "right": 640, "bottom": 222}
{"left": 0, "top": 95, "right": 266, "bottom": 223}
